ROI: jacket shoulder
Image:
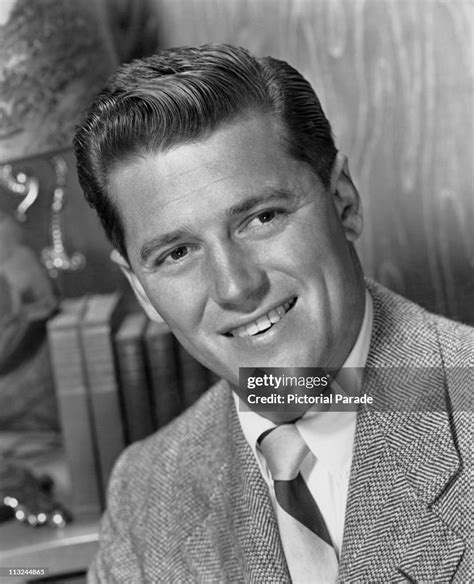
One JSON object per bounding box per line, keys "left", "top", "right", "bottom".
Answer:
{"left": 112, "top": 378, "right": 231, "bottom": 488}
{"left": 431, "top": 313, "right": 474, "bottom": 414}
{"left": 432, "top": 312, "right": 474, "bottom": 367}
{"left": 366, "top": 279, "right": 473, "bottom": 412}
{"left": 366, "top": 279, "right": 474, "bottom": 366}
{"left": 89, "top": 380, "right": 232, "bottom": 582}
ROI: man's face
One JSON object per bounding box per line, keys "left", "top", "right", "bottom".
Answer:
{"left": 109, "top": 115, "right": 364, "bottom": 394}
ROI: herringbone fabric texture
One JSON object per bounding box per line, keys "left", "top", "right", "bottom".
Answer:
{"left": 88, "top": 280, "right": 473, "bottom": 583}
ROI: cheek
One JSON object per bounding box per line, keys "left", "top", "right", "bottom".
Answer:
{"left": 301, "top": 218, "right": 352, "bottom": 278}
{"left": 272, "top": 227, "right": 331, "bottom": 279}
{"left": 142, "top": 275, "right": 207, "bottom": 331}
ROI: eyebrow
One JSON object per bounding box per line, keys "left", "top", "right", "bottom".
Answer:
{"left": 140, "top": 228, "right": 194, "bottom": 265}
{"left": 139, "top": 188, "right": 300, "bottom": 265}
{"left": 225, "top": 188, "right": 299, "bottom": 216}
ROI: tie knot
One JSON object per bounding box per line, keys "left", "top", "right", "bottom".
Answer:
{"left": 258, "top": 424, "right": 309, "bottom": 480}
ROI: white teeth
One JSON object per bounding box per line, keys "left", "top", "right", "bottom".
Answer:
{"left": 268, "top": 309, "right": 280, "bottom": 324}
{"left": 229, "top": 299, "right": 295, "bottom": 338}
{"left": 256, "top": 315, "right": 272, "bottom": 333}
{"left": 234, "top": 326, "right": 247, "bottom": 338}
{"left": 276, "top": 306, "right": 285, "bottom": 318}
{"left": 246, "top": 322, "right": 259, "bottom": 336}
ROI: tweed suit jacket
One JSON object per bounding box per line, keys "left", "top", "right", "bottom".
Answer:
{"left": 88, "top": 281, "right": 473, "bottom": 583}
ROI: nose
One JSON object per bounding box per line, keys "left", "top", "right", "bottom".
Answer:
{"left": 206, "top": 241, "right": 268, "bottom": 310}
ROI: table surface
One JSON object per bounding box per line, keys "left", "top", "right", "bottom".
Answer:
{"left": 0, "top": 515, "right": 99, "bottom": 583}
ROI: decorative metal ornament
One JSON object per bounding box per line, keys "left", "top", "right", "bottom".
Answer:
{"left": 0, "top": 164, "right": 39, "bottom": 222}
{"left": 41, "top": 155, "right": 85, "bottom": 278}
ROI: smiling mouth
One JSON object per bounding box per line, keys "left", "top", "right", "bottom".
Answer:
{"left": 225, "top": 298, "right": 297, "bottom": 338}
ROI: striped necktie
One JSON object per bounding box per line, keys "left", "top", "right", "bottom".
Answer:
{"left": 258, "top": 424, "right": 338, "bottom": 583}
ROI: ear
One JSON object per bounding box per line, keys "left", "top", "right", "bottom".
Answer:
{"left": 329, "top": 153, "right": 363, "bottom": 242}
{"left": 110, "top": 249, "right": 164, "bottom": 322}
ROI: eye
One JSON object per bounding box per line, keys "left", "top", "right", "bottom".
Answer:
{"left": 257, "top": 210, "right": 277, "bottom": 224}
{"left": 155, "top": 244, "right": 197, "bottom": 268}
{"left": 244, "top": 209, "right": 285, "bottom": 233}
{"left": 169, "top": 246, "right": 189, "bottom": 261}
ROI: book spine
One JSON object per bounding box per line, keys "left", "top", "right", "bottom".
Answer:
{"left": 81, "top": 322, "right": 126, "bottom": 502}
{"left": 177, "top": 345, "right": 211, "bottom": 408}
{"left": 115, "top": 321, "right": 154, "bottom": 443}
{"left": 47, "top": 302, "right": 101, "bottom": 517}
{"left": 144, "top": 323, "right": 182, "bottom": 429}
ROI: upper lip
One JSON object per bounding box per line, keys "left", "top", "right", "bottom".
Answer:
{"left": 219, "top": 296, "right": 296, "bottom": 335}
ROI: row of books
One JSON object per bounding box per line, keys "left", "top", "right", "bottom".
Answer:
{"left": 46, "top": 292, "right": 214, "bottom": 519}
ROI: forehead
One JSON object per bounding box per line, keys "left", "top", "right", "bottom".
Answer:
{"left": 107, "top": 115, "right": 323, "bottom": 260}
{"left": 110, "top": 114, "right": 296, "bottom": 188}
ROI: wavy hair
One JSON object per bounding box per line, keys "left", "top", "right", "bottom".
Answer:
{"left": 74, "top": 44, "right": 337, "bottom": 259}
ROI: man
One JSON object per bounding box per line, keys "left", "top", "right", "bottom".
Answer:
{"left": 74, "top": 44, "right": 472, "bottom": 583}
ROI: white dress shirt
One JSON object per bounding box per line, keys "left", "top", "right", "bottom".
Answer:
{"left": 234, "top": 290, "right": 373, "bottom": 559}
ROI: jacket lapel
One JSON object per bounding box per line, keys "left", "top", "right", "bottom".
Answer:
{"left": 228, "top": 408, "right": 291, "bottom": 582}
{"left": 339, "top": 282, "right": 465, "bottom": 582}
{"left": 184, "top": 388, "right": 290, "bottom": 583}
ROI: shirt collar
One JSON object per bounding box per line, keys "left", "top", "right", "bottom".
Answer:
{"left": 234, "top": 289, "right": 374, "bottom": 476}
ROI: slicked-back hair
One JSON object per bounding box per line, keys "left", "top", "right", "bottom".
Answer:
{"left": 74, "top": 44, "right": 337, "bottom": 260}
